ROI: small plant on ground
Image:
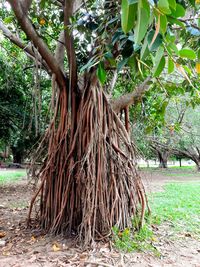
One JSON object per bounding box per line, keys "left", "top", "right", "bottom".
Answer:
{"left": 112, "top": 219, "right": 160, "bottom": 256}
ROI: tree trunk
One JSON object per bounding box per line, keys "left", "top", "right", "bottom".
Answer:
{"left": 28, "top": 78, "right": 149, "bottom": 245}
{"left": 157, "top": 151, "right": 168, "bottom": 168}
{"left": 179, "top": 158, "right": 182, "bottom": 167}
{"left": 193, "top": 158, "right": 200, "bottom": 172}
{"left": 11, "top": 147, "right": 23, "bottom": 164}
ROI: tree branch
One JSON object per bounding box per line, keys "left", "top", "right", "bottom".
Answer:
{"left": 0, "top": 20, "right": 34, "bottom": 60}
{"left": 55, "top": 31, "right": 65, "bottom": 72}
{"left": 8, "top": 0, "right": 66, "bottom": 88}
{"left": 111, "top": 77, "right": 151, "bottom": 113}
{"left": 64, "top": 0, "right": 77, "bottom": 91}
{"left": 21, "top": 0, "right": 32, "bottom": 14}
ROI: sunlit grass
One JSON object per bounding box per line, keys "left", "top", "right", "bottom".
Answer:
{"left": 113, "top": 182, "right": 200, "bottom": 253}
{"left": 149, "top": 182, "right": 200, "bottom": 236}
{"left": 0, "top": 170, "right": 26, "bottom": 184}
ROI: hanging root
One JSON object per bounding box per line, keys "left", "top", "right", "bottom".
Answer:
{"left": 28, "top": 80, "right": 148, "bottom": 245}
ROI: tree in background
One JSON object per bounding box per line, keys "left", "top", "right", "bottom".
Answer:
{"left": 0, "top": 0, "right": 199, "bottom": 244}
{"left": 165, "top": 101, "right": 200, "bottom": 171}
{"left": 0, "top": 42, "right": 51, "bottom": 163}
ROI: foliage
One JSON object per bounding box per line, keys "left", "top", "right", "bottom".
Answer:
{"left": 0, "top": 40, "right": 51, "bottom": 162}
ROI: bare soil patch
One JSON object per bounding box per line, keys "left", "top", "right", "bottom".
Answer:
{"left": 0, "top": 169, "right": 200, "bottom": 267}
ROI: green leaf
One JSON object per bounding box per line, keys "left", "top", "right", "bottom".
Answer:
{"left": 4, "top": 16, "right": 13, "bottom": 24}
{"left": 183, "top": 65, "right": 192, "bottom": 76}
{"left": 188, "top": 0, "right": 195, "bottom": 7}
{"left": 80, "top": 56, "right": 99, "bottom": 72}
{"left": 158, "top": 0, "right": 171, "bottom": 15}
{"left": 147, "top": 30, "right": 163, "bottom": 51}
{"left": 168, "top": 0, "right": 176, "bottom": 10}
{"left": 97, "top": 63, "right": 107, "bottom": 85}
{"left": 168, "top": 57, "right": 174, "bottom": 74}
{"left": 197, "top": 49, "right": 200, "bottom": 61}
{"left": 168, "top": 43, "right": 179, "bottom": 55}
{"left": 104, "top": 52, "right": 116, "bottom": 66}
{"left": 117, "top": 58, "right": 128, "bottom": 72}
{"left": 179, "top": 49, "right": 196, "bottom": 60}
{"left": 160, "top": 15, "right": 167, "bottom": 34}
{"left": 128, "top": 56, "right": 137, "bottom": 72}
{"left": 140, "top": 35, "right": 149, "bottom": 60}
{"left": 171, "top": 4, "right": 185, "bottom": 18}
{"left": 121, "top": 0, "right": 137, "bottom": 34}
{"left": 128, "top": 0, "right": 138, "bottom": 3}
{"left": 40, "top": 0, "right": 46, "bottom": 9}
{"left": 153, "top": 47, "right": 165, "bottom": 77}
{"left": 134, "top": 0, "right": 150, "bottom": 44}
{"left": 165, "top": 32, "right": 176, "bottom": 43}
{"left": 167, "top": 17, "right": 185, "bottom": 27}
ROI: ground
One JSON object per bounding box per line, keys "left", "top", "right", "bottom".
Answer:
{"left": 0, "top": 168, "right": 200, "bottom": 267}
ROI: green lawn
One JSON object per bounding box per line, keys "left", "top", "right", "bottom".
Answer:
{"left": 0, "top": 170, "right": 26, "bottom": 184}
{"left": 149, "top": 182, "right": 200, "bottom": 236}
{"left": 140, "top": 166, "right": 196, "bottom": 171}
{"left": 113, "top": 181, "right": 200, "bottom": 253}
{"left": 140, "top": 166, "right": 200, "bottom": 177}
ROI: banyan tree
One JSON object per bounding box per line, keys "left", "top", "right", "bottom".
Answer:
{"left": 1, "top": 0, "right": 197, "bottom": 245}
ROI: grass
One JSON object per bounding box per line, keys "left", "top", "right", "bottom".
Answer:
{"left": 149, "top": 182, "right": 200, "bottom": 236}
{"left": 113, "top": 182, "right": 200, "bottom": 254}
{"left": 140, "top": 166, "right": 196, "bottom": 171}
{"left": 140, "top": 166, "right": 199, "bottom": 177}
{"left": 169, "top": 165, "right": 195, "bottom": 170}
{"left": 0, "top": 170, "right": 26, "bottom": 184}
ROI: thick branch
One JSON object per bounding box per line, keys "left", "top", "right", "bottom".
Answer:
{"left": 151, "top": 139, "right": 199, "bottom": 162}
{"left": 8, "top": 0, "right": 66, "bottom": 88}
{"left": 0, "top": 20, "right": 33, "bottom": 59}
{"left": 55, "top": 31, "right": 65, "bottom": 72}
{"left": 0, "top": 20, "right": 51, "bottom": 73}
{"left": 64, "top": 0, "right": 77, "bottom": 91}
{"left": 111, "top": 77, "right": 151, "bottom": 113}
{"left": 21, "top": 0, "right": 32, "bottom": 13}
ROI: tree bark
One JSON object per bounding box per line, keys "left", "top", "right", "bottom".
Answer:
{"left": 9, "top": 1, "right": 149, "bottom": 246}
{"left": 193, "top": 158, "right": 200, "bottom": 172}
{"left": 11, "top": 147, "right": 23, "bottom": 164}
{"left": 111, "top": 77, "right": 151, "bottom": 113}
{"left": 158, "top": 150, "right": 168, "bottom": 168}
{"left": 179, "top": 158, "right": 182, "bottom": 167}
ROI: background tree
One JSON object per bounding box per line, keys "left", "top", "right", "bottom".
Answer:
{"left": 0, "top": 40, "right": 51, "bottom": 163}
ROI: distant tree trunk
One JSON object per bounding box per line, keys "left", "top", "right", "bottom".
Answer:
{"left": 157, "top": 151, "right": 168, "bottom": 168}
{"left": 172, "top": 149, "right": 200, "bottom": 172}
{"left": 11, "top": 147, "right": 23, "bottom": 164}
{"left": 146, "top": 160, "right": 150, "bottom": 167}
{"left": 193, "top": 158, "right": 200, "bottom": 172}
{"left": 179, "top": 158, "right": 182, "bottom": 167}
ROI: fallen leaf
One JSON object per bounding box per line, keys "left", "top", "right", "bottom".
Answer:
{"left": 31, "top": 236, "right": 36, "bottom": 242}
{"left": 2, "top": 251, "right": 10, "bottom": 256}
{"left": 52, "top": 243, "right": 61, "bottom": 252}
{"left": 0, "top": 232, "right": 6, "bottom": 238}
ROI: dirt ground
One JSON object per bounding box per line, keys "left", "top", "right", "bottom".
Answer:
{"left": 0, "top": 169, "right": 200, "bottom": 267}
